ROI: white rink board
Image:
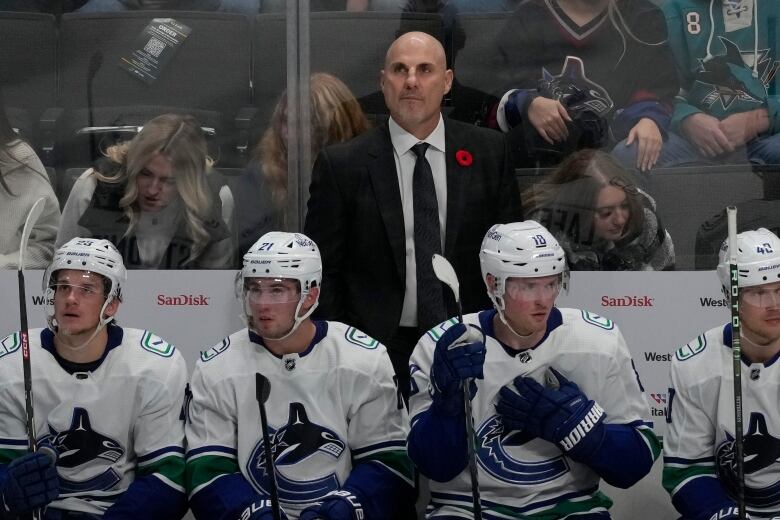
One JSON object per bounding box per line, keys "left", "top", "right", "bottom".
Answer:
{"left": 0, "top": 270, "right": 732, "bottom": 519}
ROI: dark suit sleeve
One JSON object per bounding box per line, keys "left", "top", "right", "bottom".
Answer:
{"left": 304, "top": 149, "right": 348, "bottom": 321}
{"left": 496, "top": 133, "right": 523, "bottom": 223}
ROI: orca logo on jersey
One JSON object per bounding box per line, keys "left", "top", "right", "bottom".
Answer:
{"left": 716, "top": 412, "right": 780, "bottom": 508}
{"left": 539, "top": 56, "right": 614, "bottom": 116}
{"left": 476, "top": 416, "right": 570, "bottom": 485}
{"left": 40, "top": 408, "right": 124, "bottom": 493}
{"left": 247, "top": 402, "right": 344, "bottom": 505}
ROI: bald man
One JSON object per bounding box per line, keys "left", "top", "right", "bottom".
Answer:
{"left": 305, "top": 32, "right": 521, "bottom": 401}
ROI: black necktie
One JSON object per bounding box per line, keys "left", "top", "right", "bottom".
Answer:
{"left": 412, "top": 142, "right": 445, "bottom": 331}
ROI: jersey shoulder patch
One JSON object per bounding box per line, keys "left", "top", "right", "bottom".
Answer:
{"left": 579, "top": 310, "right": 615, "bottom": 330}
{"left": 0, "top": 332, "right": 21, "bottom": 360}
{"left": 675, "top": 334, "right": 707, "bottom": 361}
{"left": 344, "top": 327, "right": 379, "bottom": 350}
{"left": 424, "top": 318, "right": 460, "bottom": 342}
{"left": 200, "top": 337, "right": 231, "bottom": 362}
{"left": 139, "top": 331, "right": 175, "bottom": 358}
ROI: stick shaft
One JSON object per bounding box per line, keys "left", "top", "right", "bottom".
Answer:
{"left": 727, "top": 206, "right": 746, "bottom": 520}
{"left": 259, "top": 402, "right": 282, "bottom": 520}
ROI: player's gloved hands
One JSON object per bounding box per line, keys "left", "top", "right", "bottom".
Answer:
{"left": 496, "top": 367, "right": 606, "bottom": 461}
{"left": 430, "top": 323, "right": 486, "bottom": 414}
{"left": 299, "top": 490, "right": 364, "bottom": 520}
{"left": 707, "top": 506, "right": 752, "bottom": 520}
{"left": 236, "top": 499, "right": 288, "bottom": 520}
{"left": 1, "top": 449, "right": 59, "bottom": 515}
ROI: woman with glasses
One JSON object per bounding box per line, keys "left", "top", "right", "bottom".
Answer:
{"left": 524, "top": 148, "right": 675, "bottom": 270}
{"left": 56, "top": 113, "right": 235, "bottom": 269}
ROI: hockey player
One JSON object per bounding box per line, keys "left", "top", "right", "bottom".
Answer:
{"left": 407, "top": 220, "right": 660, "bottom": 518}
{"left": 663, "top": 228, "right": 780, "bottom": 520}
{"left": 661, "top": 0, "right": 780, "bottom": 165}
{"left": 0, "top": 238, "right": 188, "bottom": 519}
{"left": 185, "top": 232, "right": 416, "bottom": 520}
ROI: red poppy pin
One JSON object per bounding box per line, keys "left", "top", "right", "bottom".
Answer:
{"left": 455, "top": 149, "right": 473, "bottom": 167}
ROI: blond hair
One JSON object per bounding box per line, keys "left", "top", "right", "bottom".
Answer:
{"left": 255, "top": 73, "right": 370, "bottom": 214}
{"left": 94, "top": 113, "right": 216, "bottom": 264}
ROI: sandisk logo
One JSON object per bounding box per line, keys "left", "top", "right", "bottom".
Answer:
{"left": 156, "top": 294, "right": 210, "bottom": 306}
{"left": 601, "top": 295, "right": 654, "bottom": 307}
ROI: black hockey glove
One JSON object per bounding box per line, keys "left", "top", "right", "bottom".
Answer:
{"left": 1, "top": 450, "right": 59, "bottom": 515}
{"left": 236, "top": 499, "right": 288, "bottom": 520}
{"left": 429, "top": 323, "right": 486, "bottom": 415}
{"left": 496, "top": 368, "right": 606, "bottom": 461}
{"left": 299, "top": 490, "right": 364, "bottom": 520}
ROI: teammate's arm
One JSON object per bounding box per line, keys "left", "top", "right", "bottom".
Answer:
{"left": 102, "top": 355, "right": 189, "bottom": 520}
{"left": 663, "top": 365, "right": 735, "bottom": 520}
{"left": 186, "top": 363, "right": 267, "bottom": 520}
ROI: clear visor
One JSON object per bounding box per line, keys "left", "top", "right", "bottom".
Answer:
{"left": 505, "top": 276, "right": 562, "bottom": 302}
{"left": 741, "top": 283, "right": 780, "bottom": 308}
{"left": 51, "top": 271, "right": 106, "bottom": 300}
{"left": 244, "top": 278, "right": 301, "bottom": 305}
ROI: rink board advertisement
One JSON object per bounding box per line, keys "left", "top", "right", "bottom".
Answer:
{"left": 0, "top": 270, "right": 732, "bottom": 518}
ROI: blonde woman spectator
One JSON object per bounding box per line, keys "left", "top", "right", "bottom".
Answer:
{"left": 57, "top": 113, "right": 235, "bottom": 269}
{"left": 235, "top": 72, "right": 370, "bottom": 256}
{"left": 526, "top": 148, "right": 675, "bottom": 270}
{"left": 0, "top": 93, "right": 60, "bottom": 269}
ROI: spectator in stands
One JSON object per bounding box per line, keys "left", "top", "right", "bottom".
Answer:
{"left": 75, "top": 0, "right": 259, "bottom": 14}
{"left": 57, "top": 113, "right": 235, "bottom": 269}
{"left": 494, "top": 0, "right": 679, "bottom": 172}
{"left": 525, "top": 149, "right": 675, "bottom": 270}
{"left": 661, "top": 0, "right": 780, "bottom": 166}
{"left": 0, "top": 92, "right": 60, "bottom": 269}
{"left": 235, "top": 72, "right": 369, "bottom": 257}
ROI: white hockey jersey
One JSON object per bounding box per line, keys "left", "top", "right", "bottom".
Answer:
{"left": 664, "top": 323, "right": 780, "bottom": 519}
{"left": 0, "top": 325, "right": 187, "bottom": 516}
{"left": 185, "top": 321, "right": 414, "bottom": 519}
{"left": 408, "top": 308, "right": 658, "bottom": 519}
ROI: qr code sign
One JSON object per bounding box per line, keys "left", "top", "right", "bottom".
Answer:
{"left": 143, "top": 37, "right": 166, "bottom": 57}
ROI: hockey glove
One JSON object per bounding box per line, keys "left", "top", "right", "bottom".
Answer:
{"left": 496, "top": 367, "right": 606, "bottom": 461}
{"left": 236, "top": 499, "right": 288, "bottom": 520}
{"left": 430, "top": 323, "right": 486, "bottom": 415}
{"left": 1, "top": 450, "right": 59, "bottom": 515}
{"left": 299, "top": 490, "right": 364, "bottom": 520}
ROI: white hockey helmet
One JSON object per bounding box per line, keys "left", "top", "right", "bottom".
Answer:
{"left": 43, "top": 238, "right": 127, "bottom": 329}
{"left": 240, "top": 232, "right": 322, "bottom": 339}
{"left": 479, "top": 220, "right": 568, "bottom": 312}
{"left": 717, "top": 228, "right": 780, "bottom": 291}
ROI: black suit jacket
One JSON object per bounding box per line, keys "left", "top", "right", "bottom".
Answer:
{"left": 304, "top": 118, "right": 522, "bottom": 348}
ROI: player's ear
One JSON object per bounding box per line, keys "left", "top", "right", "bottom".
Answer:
{"left": 486, "top": 274, "right": 497, "bottom": 294}
{"left": 103, "top": 297, "right": 120, "bottom": 319}
{"left": 300, "top": 287, "right": 320, "bottom": 313}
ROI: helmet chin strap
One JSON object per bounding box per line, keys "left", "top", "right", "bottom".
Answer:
{"left": 496, "top": 308, "right": 536, "bottom": 338}
{"left": 50, "top": 299, "right": 115, "bottom": 355}
{"left": 254, "top": 293, "right": 319, "bottom": 343}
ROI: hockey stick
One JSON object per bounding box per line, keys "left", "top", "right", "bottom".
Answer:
{"left": 432, "top": 254, "right": 483, "bottom": 520}
{"left": 727, "top": 206, "right": 746, "bottom": 520}
{"left": 255, "top": 373, "right": 282, "bottom": 520}
{"left": 18, "top": 197, "right": 47, "bottom": 520}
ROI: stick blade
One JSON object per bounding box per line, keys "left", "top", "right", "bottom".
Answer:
{"left": 256, "top": 373, "right": 271, "bottom": 405}
{"left": 432, "top": 253, "right": 460, "bottom": 303}
{"left": 18, "top": 197, "right": 47, "bottom": 270}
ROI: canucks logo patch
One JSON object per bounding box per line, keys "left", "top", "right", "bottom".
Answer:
{"left": 41, "top": 408, "right": 124, "bottom": 494}
{"left": 0, "top": 333, "right": 21, "bottom": 359}
{"left": 425, "top": 318, "right": 459, "bottom": 342}
{"left": 476, "top": 415, "right": 570, "bottom": 485}
{"left": 247, "top": 402, "right": 344, "bottom": 505}
{"left": 140, "top": 331, "right": 174, "bottom": 358}
{"left": 580, "top": 311, "right": 613, "bottom": 330}
{"left": 675, "top": 334, "right": 706, "bottom": 361}
{"left": 201, "top": 337, "right": 230, "bottom": 362}
{"left": 344, "top": 328, "right": 378, "bottom": 350}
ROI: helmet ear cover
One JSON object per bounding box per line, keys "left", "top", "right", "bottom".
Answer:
{"left": 717, "top": 228, "right": 780, "bottom": 292}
